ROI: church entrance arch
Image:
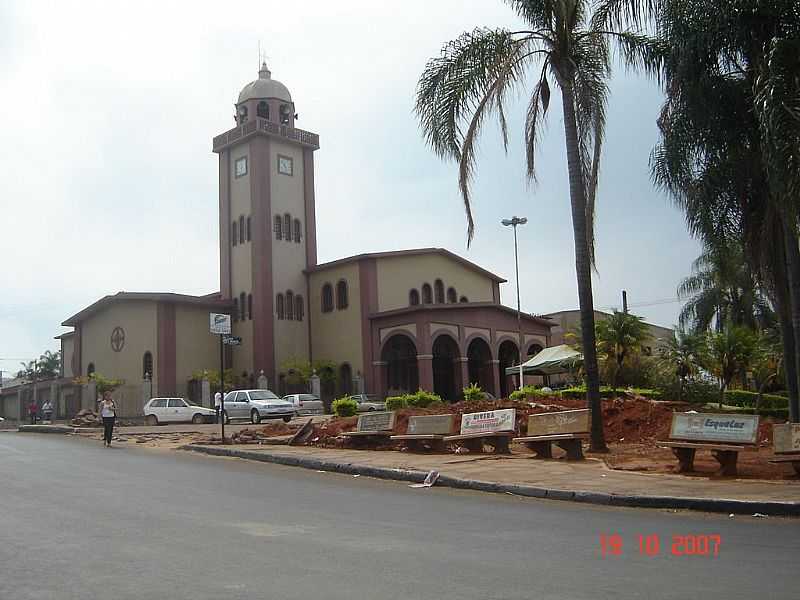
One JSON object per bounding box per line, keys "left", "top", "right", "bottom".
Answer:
{"left": 467, "top": 337, "right": 494, "bottom": 396}
{"left": 381, "top": 334, "right": 418, "bottom": 396}
{"left": 432, "top": 334, "right": 460, "bottom": 402}
{"left": 498, "top": 340, "right": 520, "bottom": 399}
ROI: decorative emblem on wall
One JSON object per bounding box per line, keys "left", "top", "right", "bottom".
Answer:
{"left": 110, "top": 326, "right": 125, "bottom": 352}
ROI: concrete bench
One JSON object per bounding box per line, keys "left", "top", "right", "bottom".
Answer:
{"left": 341, "top": 411, "right": 395, "bottom": 446}
{"left": 391, "top": 414, "right": 455, "bottom": 452}
{"left": 659, "top": 413, "right": 759, "bottom": 476}
{"left": 513, "top": 409, "right": 590, "bottom": 460}
{"left": 769, "top": 423, "right": 800, "bottom": 476}
{"left": 443, "top": 409, "right": 516, "bottom": 454}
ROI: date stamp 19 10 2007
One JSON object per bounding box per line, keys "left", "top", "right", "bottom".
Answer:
{"left": 600, "top": 533, "right": 721, "bottom": 558}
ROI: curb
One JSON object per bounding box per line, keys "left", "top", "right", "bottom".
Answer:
{"left": 182, "top": 444, "right": 800, "bottom": 517}
{"left": 18, "top": 425, "right": 77, "bottom": 434}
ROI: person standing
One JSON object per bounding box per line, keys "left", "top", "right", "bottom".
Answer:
{"left": 214, "top": 391, "right": 222, "bottom": 424}
{"left": 99, "top": 392, "right": 117, "bottom": 447}
{"left": 42, "top": 399, "right": 53, "bottom": 424}
{"left": 28, "top": 399, "right": 38, "bottom": 424}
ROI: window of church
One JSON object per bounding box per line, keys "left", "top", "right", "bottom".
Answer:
{"left": 87, "top": 363, "right": 95, "bottom": 377}
{"left": 336, "top": 280, "right": 348, "bottom": 310}
{"left": 422, "top": 283, "right": 433, "bottom": 304}
{"left": 246, "top": 216, "right": 252, "bottom": 242}
{"left": 143, "top": 352, "right": 153, "bottom": 379}
{"left": 274, "top": 215, "right": 282, "bottom": 240}
{"left": 459, "top": 296, "right": 469, "bottom": 303}
{"left": 276, "top": 294, "right": 284, "bottom": 320}
{"left": 434, "top": 279, "right": 445, "bottom": 304}
{"left": 284, "top": 214, "right": 291, "bottom": 242}
{"left": 321, "top": 284, "right": 334, "bottom": 313}
{"left": 293, "top": 219, "right": 302, "bottom": 243}
{"left": 409, "top": 289, "right": 420, "bottom": 306}
{"left": 239, "top": 292, "right": 246, "bottom": 321}
{"left": 286, "top": 291, "right": 294, "bottom": 320}
{"left": 295, "top": 295, "right": 304, "bottom": 321}
{"left": 257, "top": 101, "right": 269, "bottom": 119}
{"left": 247, "top": 294, "right": 253, "bottom": 321}
{"left": 447, "top": 287, "right": 457, "bottom": 303}
{"left": 233, "top": 297, "right": 239, "bottom": 322}
{"left": 239, "top": 216, "right": 245, "bottom": 244}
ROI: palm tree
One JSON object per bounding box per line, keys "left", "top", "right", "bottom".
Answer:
{"left": 595, "top": 310, "right": 649, "bottom": 394}
{"left": 658, "top": 330, "right": 702, "bottom": 402}
{"left": 415, "top": 0, "right": 654, "bottom": 451}
{"left": 703, "top": 325, "right": 759, "bottom": 408}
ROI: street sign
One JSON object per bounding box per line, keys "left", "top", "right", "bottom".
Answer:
{"left": 223, "top": 335, "right": 242, "bottom": 346}
{"left": 210, "top": 313, "right": 231, "bottom": 335}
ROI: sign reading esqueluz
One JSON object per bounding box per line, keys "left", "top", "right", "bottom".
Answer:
{"left": 670, "top": 412, "right": 759, "bottom": 444}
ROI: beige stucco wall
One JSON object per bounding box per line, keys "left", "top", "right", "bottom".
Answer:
{"left": 308, "top": 263, "right": 363, "bottom": 374}
{"left": 545, "top": 310, "right": 672, "bottom": 353}
{"left": 270, "top": 138, "right": 310, "bottom": 372}
{"left": 175, "top": 305, "right": 223, "bottom": 393}
{"left": 61, "top": 335, "right": 75, "bottom": 378}
{"left": 229, "top": 141, "right": 252, "bottom": 309}
{"left": 376, "top": 253, "right": 495, "bottom": 312}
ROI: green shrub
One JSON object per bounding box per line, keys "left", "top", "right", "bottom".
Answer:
{"left": 462, "top": 383, "right": 486, "bottom": 403}
{"left": 559, "top": 386, "right": 662, "bottom": 400}
{"left": 723, "top": 390, "right": 788, "bottom": 409}
{"left": 405, "top": 389, "right": 444, "bottom": 408}
{"left": 729, "top": 407, "right": 788, "bottom": 420}
{"left": 509, "top": 385, "right": 552, "bottom": 401}
{"left": 332, "top": 395, "right": 358, "bottom": 417}
{"left": 384, "top": 396, "right": 408, "bottom": 411}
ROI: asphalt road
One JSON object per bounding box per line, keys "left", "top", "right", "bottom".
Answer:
{"left": 1, "top": 434, "right": 798, "bottom": 600}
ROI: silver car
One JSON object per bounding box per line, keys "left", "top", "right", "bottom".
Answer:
{"left": 283, "top": 394, "right": 324, "bottom": 415}
{"left": 350, "top": 394, "right": 386, "bottom": 412}
{"left": 222, "top": 389, "right": 295, "bottom": 424}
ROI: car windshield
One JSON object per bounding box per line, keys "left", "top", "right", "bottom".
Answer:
{"left": 249, "top": 390, "right": 280, "bottom": 401}
{"left": 185, "top": 398, "right": 200, "bottom": 406}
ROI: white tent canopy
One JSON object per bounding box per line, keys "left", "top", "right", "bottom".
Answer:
{"left": 504, "top": 344, "right": 582, "bottom": 376}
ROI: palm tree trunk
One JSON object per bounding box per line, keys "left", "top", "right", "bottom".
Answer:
{"left": 781, "top": 216, "right": 800, "bottom": 422}
{"left": 774, "top": 281, "right": 798, "bottom": 418}
{"left": 560, "top": 79, "right": 606, "bottom": 451}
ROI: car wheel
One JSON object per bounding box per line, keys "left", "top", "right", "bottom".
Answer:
{"left": 282, "top": 416, "right": 292, "bottom": 423}
{"left": 251, "top": 410, "right": 262, "bottom": 424}
{"left": 146, "top": 415, "right": 158, "bottom": 426}
{"left": 368, "top": 407, "right": 375, "bottom": 411}
{"left": 192, "top": 414, "right": 205, "bottom": 424}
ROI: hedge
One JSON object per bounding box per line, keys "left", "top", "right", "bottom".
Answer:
{"left": 559, "top": 386, "right": 662, "bottom": 400}
{"left": 729, "top": 407, "right": 789, "bottom": 420}
{"left": 385, "top": 396, "right": 408, "bottom": 411}
{"left": 722, "top": 390, "right": 788, "bottom": 409}
{"left": 332, "top": 396, "right": 358, "bottom": 417}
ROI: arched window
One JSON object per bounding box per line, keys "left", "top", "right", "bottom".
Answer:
{"left": 459, "top": 296, "right": 469, "bottom": 303}
{"left": 247, "top": 294, "right": 253, "bottom": 321}
{"left": 246, "top": 216, "right": 252, "bottom": 242}
{"left": 276, "top": 294, "right": 284, "bottom": 320}
{"left": 239, "top": 215, "right": 245, "bottom": 244}
{"left": 293, "top": 218, "right": 302, "bottom": 243}
{"left": 232, "top": 221, "right": 238, "bottom": 246}
{"left": 434, "top": 279, "right": 445, "bottom": 304}
{"left": 321, "top": 283, "right": 334, "bottom": 313}
{"left": 237, "top": 104, "right": 248, "bottom": 124}
{"left": 336, "top": 280, "right": 349, "bottom": 310}
{"left": 286, "top": 290, "right": 295, "bottom": 320}
{"left": 295, "top": 295, "right": 304, "bottom": 321}
{"left": 409, "top": 289, "right": 420, "bottom": 306}
{"left": 142, "top": 351, "right": 153, "bottom": 379}
{"left": 284, "top": 214, "right": 291, "bottom": 242}
{"left": 257, "top": 101, "right": 269, "bottom": 119}
{"left": 274, "top": 215, "right": 283, "bottom": 240}
{"left": 239, "top": 292, "right": 246, "bottom": 321}
{"left": 233, "top": 297, "right": 239, "bottom": 322}
{"left": 421, "top": 283, "right": 433, "bottom": 304}
{"left": 87, "top": 362, "right": 95, "bottom": 377}
{"left": 447, "top": 287, "right": 457, "bottom": 303}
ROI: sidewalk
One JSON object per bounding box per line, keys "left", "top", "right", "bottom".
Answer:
{"left": 185, "top": 443, "right": 800, "bottom": 515}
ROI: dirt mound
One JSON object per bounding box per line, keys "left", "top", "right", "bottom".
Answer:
{"left": 71, "top": 409, "right": 101, "bottom": 428}
{"left": 228, "top": 422, "right": 300, "bottom": 443}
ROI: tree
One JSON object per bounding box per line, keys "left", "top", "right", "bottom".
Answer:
{"left": 595, "top": 311, "right": 649, "bottom": 393}
{"left": 415, "top": 0, "right": 654, "bottom": 451}
{"left": 703, "top": 325, "right": 759, "bottom": 408}
{"left": 279, "top": 358, "right": 338, "bottom": 387}
{"left": 657, "top": 330, "right": 702, "bottom": 402}
{"left": 17, "top": 350, "right": 61, "bottom": 380}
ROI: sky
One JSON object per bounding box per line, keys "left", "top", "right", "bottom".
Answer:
{"left": 0, "top": 0, "right": 700, "bottom": 373}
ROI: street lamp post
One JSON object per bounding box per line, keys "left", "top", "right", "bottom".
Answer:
{"left": 502, "top": 216, "right": 527, "bottom": 391}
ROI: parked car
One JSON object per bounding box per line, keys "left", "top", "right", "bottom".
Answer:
{"left": 222, "top": 389, "right": 295, "bottom": 424}
{"left": 282, "top": 394, "right": 323, "bottom": 416}
{"left": 349, "top": 394, "right": 386, "bottom": 412}
{"left": 144, "top": 397, "right": 216, "bottom": 425}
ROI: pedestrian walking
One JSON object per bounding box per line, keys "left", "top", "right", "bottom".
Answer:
{"left": 28, "top": 399, "right": 38, "bottom": 424}
{"left": 99, "top": 392, "right": 117, "bottom": 447}
{"left": 214, "top": 391, "right": 222, "bottom": 424}
{"left": 42, "top": 399, "right": 53, "bottom": 424}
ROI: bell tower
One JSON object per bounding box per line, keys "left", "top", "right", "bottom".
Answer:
{"left": 213, "top": 63, "right": 320, "bottom": 387}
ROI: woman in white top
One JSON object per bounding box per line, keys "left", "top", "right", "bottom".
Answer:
{"left": 99, "top": 392, "right": 117, "bottom": 447}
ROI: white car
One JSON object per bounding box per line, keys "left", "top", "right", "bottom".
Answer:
{"left": 350, "top": 394, "right": 386, "bottom": 412}
{"left": 222, "top": 389, "right": 295, "bottom": 424}
{"left": 144, "top": 398, "right": 216, "bottom": 425}
{"left": 283, "top": 394, "right": 324, "bottom": 415}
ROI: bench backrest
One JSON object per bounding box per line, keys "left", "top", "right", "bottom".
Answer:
{"left": 460, "top": 409, "right": 516, "bottom": 435}
{"left": 527, "top": 409, "right": 589, "bottom": 437}
{"left": 407, "top": 414, "right": 455, "bottom": 435}
{"left": 773, "top": 423, "right": 800, "bottom": 454}
{"left": 357, "top": 411, "right": 396, "bottom": 432}
{"left": 669, "top": 412, "right": 759, "bottom": 445}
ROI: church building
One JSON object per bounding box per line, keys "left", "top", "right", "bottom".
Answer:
{"left": 56, "top": 64, "right": 553, "bottom": 415}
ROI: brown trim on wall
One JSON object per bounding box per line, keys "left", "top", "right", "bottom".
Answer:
{"left": 303, "top": 147, "right": 317, "bottom": 267}
{"left": 156, "top": 302, "right": 177, "bottom": 395}
{"left": 72, "top": 324, "right": 82, "bottom": 376}
{"left": 250, "top": 136, "right": 275, "bottom": 383}
{"left": 359, "top": 258, "right": 378, "bottom": 392}
{"left": 220, "top": 152, "right": 232, "bottom": 298}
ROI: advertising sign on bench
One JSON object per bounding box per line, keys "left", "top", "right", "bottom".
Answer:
{"left": 357, "top": 411, "right": 395, "bottom": 432}
{"left": 670, "top": 413, "right": 758, "bottom": 445}
{"left": 527, "top": 409, "right": 589, "bottom": 437}
{"left": 773, "top": 423, "right": 800, "bottom": 454}
{"left": 460, "top": 409, "right": 515, "bottom": 435}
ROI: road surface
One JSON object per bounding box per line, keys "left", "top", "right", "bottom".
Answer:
{"left": 1, "top": 433, "right": 797, "bottom": 599}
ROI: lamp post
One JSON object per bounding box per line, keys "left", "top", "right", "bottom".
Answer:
{"left": 502, "top": 216, "right": 527, "bottom": 391}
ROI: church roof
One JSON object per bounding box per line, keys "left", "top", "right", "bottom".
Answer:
{"left": 62, "top": 292, "right": 232, "bottom": 326}
{"left": 306, "top": 248, "right": 507, "bottom": 283}
{"left": 238, "top": 62, "right": 292, "bottom": 104}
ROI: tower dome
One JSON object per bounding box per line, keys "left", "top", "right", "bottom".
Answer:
{"left": 238, "top": 62, "right": 292, "bottom": 103}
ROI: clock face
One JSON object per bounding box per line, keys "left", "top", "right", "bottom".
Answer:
{"left": 235, "top": 157, "right": 247, "bottom": 178}
{"left": 278, "top": 155, "right": 293, "bottom": 176}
